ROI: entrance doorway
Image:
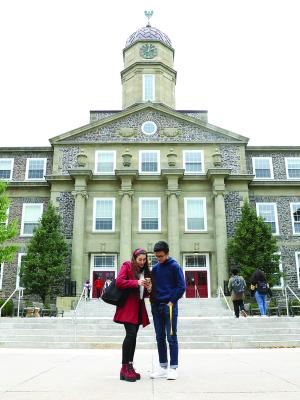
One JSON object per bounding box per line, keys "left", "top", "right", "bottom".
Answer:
{"left": 185, "top": 271, "right": 208, "bottom": 298}
{"left": 92, "top": 271, "right": 115, "bottom": 298}
{"left": 183, "top": 254, "right": 210, "bottom": 298}
{"left": 90, "top": 254, "right": 117, "bottom": 299}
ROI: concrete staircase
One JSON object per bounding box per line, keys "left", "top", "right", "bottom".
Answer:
{"left": 0, "top": 298, "right": 300, "bottom": 349}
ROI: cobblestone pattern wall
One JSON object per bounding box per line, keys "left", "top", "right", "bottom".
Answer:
{"left": 0, "top": 198, "right": 49, "bottom": 298}
{"left": 246, "top": 151, "right": 300, "bottom": 179}
{"left": 56, "top": 192, "right": 75, "bottom": 240}
{"left": 64, "top": 111, "right": 237, "bottom": 144}
{"left": 250, "top": 195, "right": 300, "bottom": 294}
{"left": 0, "top": 151, "right": 52, "bottom": 181}
{"left": 220, "top": 145, "right": 241, "bottom": 174}
{"left": 58, "top": 146, "right": 80, "bottom": 175}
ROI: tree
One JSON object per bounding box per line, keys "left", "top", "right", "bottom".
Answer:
{"left": 227, "top": 200, "right": 281, "bottom": 287}
{"left": 21, "top": 202, "right": 68, "bottom": 303}
{"left": 0, "top": 182, "right": 18, "bottom": 264}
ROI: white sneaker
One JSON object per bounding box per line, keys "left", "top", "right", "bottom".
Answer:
{"left": 150, "top": 367, "right": 168, "bottom": 379}
{"left": 167, "top": 368, "right": 178, "bottom": 380}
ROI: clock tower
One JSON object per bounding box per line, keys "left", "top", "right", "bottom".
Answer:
{"left": 121, "top": 22, "right": 177, "bottom": 109}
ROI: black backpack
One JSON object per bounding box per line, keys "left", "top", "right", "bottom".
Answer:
{"left": 101, "top": 279, "right": 129, "bottom": 306}
{"left": 256, "top": 280, "right": 268, "bottom": 295}
{"left": 231, "top": 276, "right": 246, "bottom": 294}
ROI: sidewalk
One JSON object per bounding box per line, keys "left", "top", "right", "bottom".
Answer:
{"left": 0, "top": 348, "right": 299, "bottom": 400}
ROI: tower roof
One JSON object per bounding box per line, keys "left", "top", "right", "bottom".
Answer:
{"left": 125, "top": 25, "right": 172, "bottom": 49}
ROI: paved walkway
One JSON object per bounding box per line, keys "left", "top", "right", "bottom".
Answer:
{"left": 0, "top": 348, "right": 299, "bottom": 399}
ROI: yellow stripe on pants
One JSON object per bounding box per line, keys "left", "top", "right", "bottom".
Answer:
{"left": 169, "top": 304, "right": 173, "bottom": 336}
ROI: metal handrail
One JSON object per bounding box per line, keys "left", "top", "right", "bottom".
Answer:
{"left": 73, "top": 286, "right": 86, "bottom": 320}
{"left": 283, "top": 285, "right": 300, "bottom": 317}
{"left": 0, "top": 287, "right": 23, "bottom": 317}
{"left": 217, "top": 286, "right": 232, "bottom": 312}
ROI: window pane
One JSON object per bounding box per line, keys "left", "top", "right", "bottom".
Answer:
{"left": 258, "top": 204, "right": 277, "bottom": 233}
{"left": 185, "top": 255, "right": 206, "bottom": 268}
{"left": 144, "top": 75, "right": 154, "bottom": 101}
{"left": 254, "top": 159, "right": 271, "bottom": 178}
{"left": 141, "top": 199, "right": 159, "bottom": 230}
{"left": 0, "top": 159, "right": 12, "bottom": 179}
{"left": 95, "top": 200, "right": 113, "bottom": 230}
{"left": 287, "top": 158, "right": 300, "bottom": 178}
{"left": 94, "top": 255, "right": 115, "bottom": 268}
{"left": 97, "top": 152, "right": 114, "bottom": 173}
{"left": 28, "top": 159, "right": 45, "bottom": 179}
{"left": 24, "top": 205, "right": 43, "bottom": 222}
{"left": 185, "top": 152, "right": 202, "bottom": 173}
{"left": 141, "top": 152, "right": 158, "bottom": 172}
{"left": 292, "top": 204, "right": 300, "bottom": 233}
{"left": 186, "top": 199, "right": 204, "bottom": 230}
{"left": 23, "top": 223, "right": 39, "bottom": 235}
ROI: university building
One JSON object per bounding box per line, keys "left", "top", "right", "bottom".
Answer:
{"left": 1, "top": 22, "right": 300, "bottom": 305}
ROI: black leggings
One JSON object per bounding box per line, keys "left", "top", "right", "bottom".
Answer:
{"left": 233, "top": 299, "right": 246, "bottom": 318}
{"left": 122, "top": 323, "right": 140, "bottom": 364}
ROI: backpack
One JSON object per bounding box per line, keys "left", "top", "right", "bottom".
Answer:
{"left": 231, "top": 276, "right": 246, "bottom": 294}
{"left": 256, "top": 280, "right": 268, "bottom": 295}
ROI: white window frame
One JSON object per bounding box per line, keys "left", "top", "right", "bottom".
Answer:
{"left": 94, "top": 150, "right": 116, "bottom": 175}
{"left": 183, "top": 150, "right": 204, "bottom": 174}
{"left": 93, "top": 198, "right": 115, "bottom": 233}
{"left": 20, "top": 203, "right": 43, "bottom": 236}
{"left": 290, "top": 202, "right": 300, "bottom": 235}
{"left": 285, "top": 157, "right": 300, "bottom": 179}
{"left": 256, "top": 202, "right": 279, "bottom": 235}
{"left": 143, "top": 74, "right": 155, "bottom": 101}
{"left": 139, "top": 150, "right": 160, "bottom": 175}
{"left": 0, "top": 262, "right": 4, "bottom": 290}
{"left": 183, "top": 253, "right": 211, "bottom": 298}
{"left": 184, "top": 197, "right": 207, "bottom": 232}
{"left": 25, "top": 158, "right": 47, "bottom": 181}
{"left": 252, "top": 157, "right": 274, "bottom": 179}
{"left": 16, "top": 253, "right": 26, "bottom": 289}
{"left": 272, "top": 252, "right": 284, "bottom": 289}
{"left": 296, "top": 252, "right": 300, "bottom": 289}
{"left": 0, "top": 158, "right": 14, "bottom": 181}
{"left": 139, "top": 197, "right": 161, "bottom": 232}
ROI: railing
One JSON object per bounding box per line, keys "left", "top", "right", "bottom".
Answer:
{"left": 283, "top": 285, "right": 300, "bottom": 317}
{"left": 0, "top": 287, "right": 24, "bottom": 318}
{"left": 73, "top": 286, "right": 86, "bottom": 322}
{"left": 217, "top": 285, "right": 232, "bottom": 312}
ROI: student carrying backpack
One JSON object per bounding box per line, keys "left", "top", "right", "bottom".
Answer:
{"left": 228, "top": 268, "right": 247, "bottom": 318}
{"left": 250, "top": 269, "right": 270, "bottom": 316}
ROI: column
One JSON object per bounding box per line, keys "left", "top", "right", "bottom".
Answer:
{"left": 71, "top": 189, "right": 88, "bottom": 295}
{"left": 213, "top": 189, "right": 228, "bottom": 289}
{"left": 166, "top": 189, "right": 181, "bottom": 263}
{"left": 119, "top": 189, "right": 133, "bottom": 263}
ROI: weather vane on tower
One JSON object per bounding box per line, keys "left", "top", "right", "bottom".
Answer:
{"left": 144, "top": 10, "right": 153, "bottom": 27}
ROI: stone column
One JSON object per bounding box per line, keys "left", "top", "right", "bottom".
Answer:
{"left": 119, "top": 189, "right": 133, "bottom": 264}
{"left": 213, "top": 189, "right": 228, "bottom": 289}
{"left": 166, "top": 189, "right": 181, "bottom": 262}
{"left": 71, "top": 188, "right": 88, "bottom": 295}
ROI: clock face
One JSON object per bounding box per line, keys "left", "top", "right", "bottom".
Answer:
{"left": 140, "top": 43, "right": 158, "bottom": 59}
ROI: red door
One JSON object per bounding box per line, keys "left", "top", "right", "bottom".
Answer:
{"left": 185, "top": 271, "right": 208, "bottom": 298}
{"left": 92, "top": 271, "right": 115, "bottom": 298}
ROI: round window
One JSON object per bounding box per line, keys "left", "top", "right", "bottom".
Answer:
{"left": 141, "top": 121, "right": 157, "bottom": 136}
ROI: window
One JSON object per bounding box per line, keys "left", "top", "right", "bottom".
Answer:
{"left": 147, "top": 254, "right": 157, "bottom": 269}
{"left": 252, "top": 157, "right": 274, "bottom": 179}
{"left": 0, "top": 158, "right": 14, "bottom": 180}
{"left": 139, "top": 150, "right": 160, "bottom": 174}
{"left": 256, "top": 203, "right": 279, "bottom": 235}
{"left": 291, "top": 203, "right": 300, "bottom": 234}
{"left": 0, "top": 263, "right": 3, "bottom": 290}
{"left": 21, "top": 203, "right": 43, "bottom": 236}
{"left": 25, "top": 158, "right": 46, "bottom": 180}
{"left": 93, "top": 255, "right": 116, "bottom": 269}
{"left": 93, "top": 198, "right": 115, "bottom": 232}
{"left": 95, "top": 151, "right": 116, "bottom": 174}
{"left": 184, "top": 198, "right": 207, "bottom": 231}
{"left": 143, "top": 74, "right": 155, "bottom": 101}
{"left": 16, "top": 253, "right": 26, "bottom": 289}
{"left": 296, "top": 252, "right": 300, "bottom": 288}
{"left": 273, "top": 253, "right": 284, "bottom": 289}
{"left": 285, "top": 157, "right": 300, "bottom": 179}
{"left": 185, "top": 254, "right": 207, "bottom": 268}
{"left": 139, "top": 198, "right": 161, "bottom": 231}
{"left": 141, "top": 121, "right": 157, "bottom": 135}
{"left": 183, "top": 150, "right": 204, "bottom": 174}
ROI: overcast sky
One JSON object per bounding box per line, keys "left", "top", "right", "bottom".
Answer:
{"left": 0, "top": 0, "right": 299, "bottom": 147}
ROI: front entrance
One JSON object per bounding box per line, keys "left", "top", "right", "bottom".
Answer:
{"left": 92, "top": 271, "right": 115, "bottom": 298}
{"left": 185, "top": 271, "right": 208, "bottom": 298}
{"left": 183, "top": 254, "right": 210, "bottom": 298}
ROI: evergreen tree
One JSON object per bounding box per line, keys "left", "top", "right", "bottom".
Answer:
{"left": 21, "top": 202, "right": 68, "bottom": 303}
{"left": 0, "top": 182, "right": 18, "bottom": 264}
{"left": 227, "top": 200, "right": 281, "bottom": 287}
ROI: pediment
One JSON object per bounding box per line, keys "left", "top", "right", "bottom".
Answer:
{"left": 50, "top": 103, "right": 248, "bottom": 145}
